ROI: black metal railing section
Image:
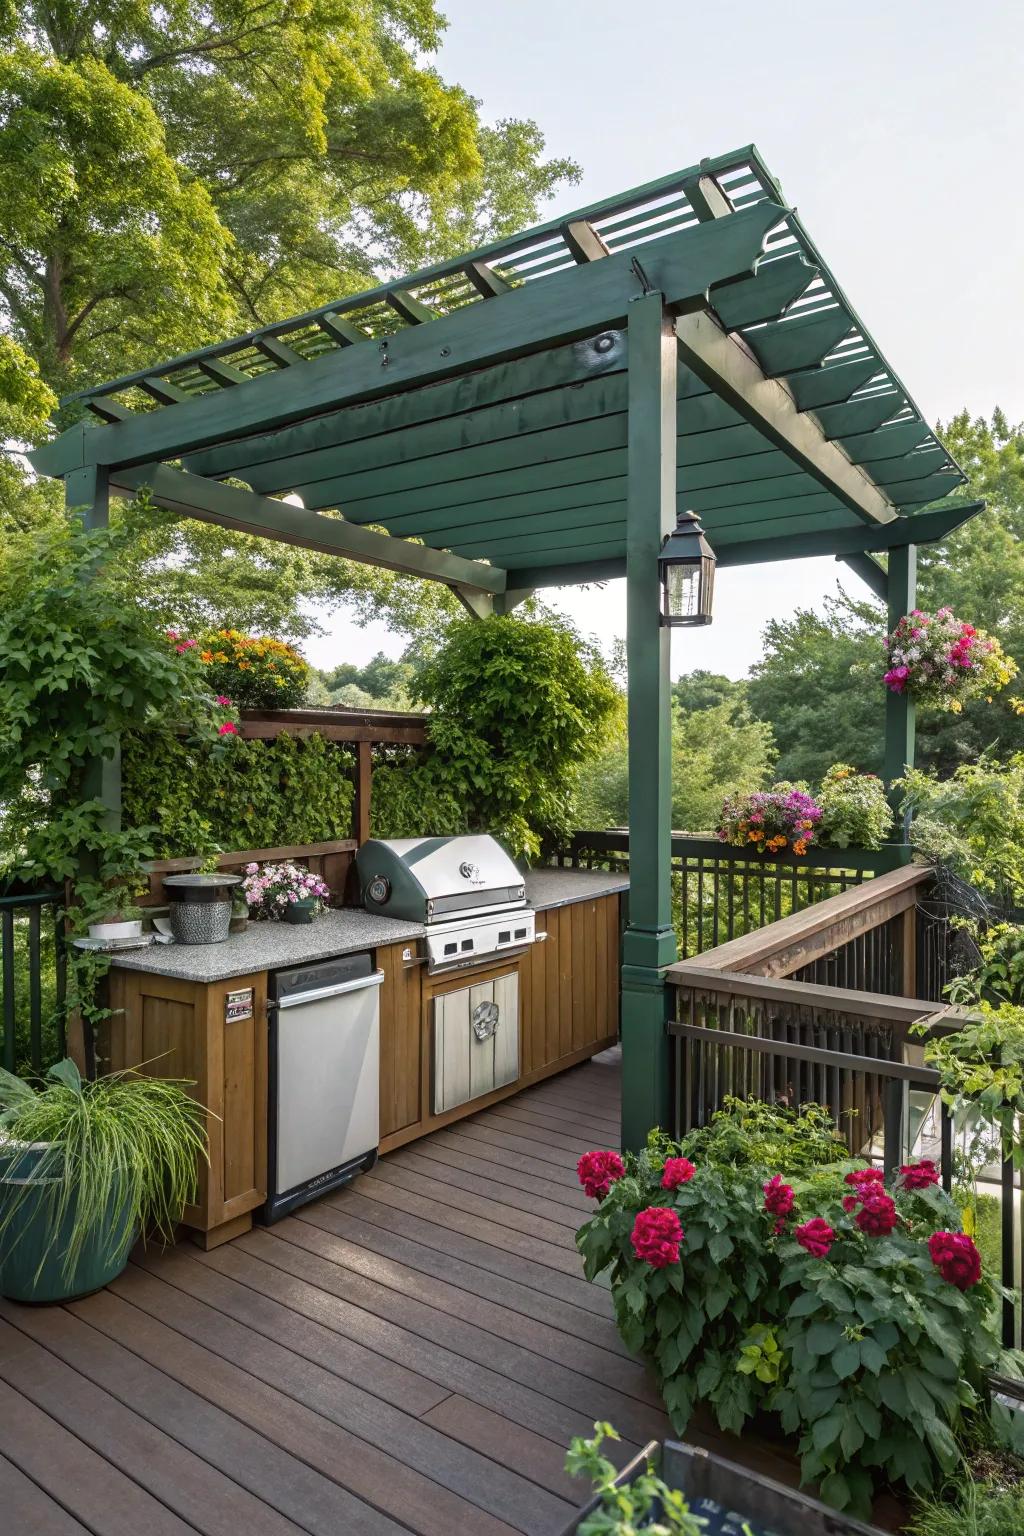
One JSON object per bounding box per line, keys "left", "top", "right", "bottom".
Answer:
{"left": 0, "top": 888, "right": 66, "bottom": 1076}
{"left": 558, "top": 831, "right": 913, "bottom": 960}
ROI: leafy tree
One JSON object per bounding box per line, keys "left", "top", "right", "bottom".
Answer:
{"left": 573, "top": 694, "right": 776, "bottom": 834}
{"left": 318, "top": 651, "right": 417, "bottom": 708}
{"left": 672, "top": 670, "right": 748, "bottom": 715}
{"left": 747, "top": 592, "right": 882, "bottom": 783}
{"left": 746, "top": 412, "right": 1024, "bottom": 781}
{"left": 0, "top": 1, "right": 578, "bottom": 637}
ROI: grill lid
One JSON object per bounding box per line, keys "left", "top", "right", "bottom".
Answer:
{"left": 356, "top": 836, "right": 526, "bottom": 922}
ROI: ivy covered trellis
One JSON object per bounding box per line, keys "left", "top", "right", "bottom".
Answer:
{"left": 30, "top": 143, "right": 985, "bottom": 1148}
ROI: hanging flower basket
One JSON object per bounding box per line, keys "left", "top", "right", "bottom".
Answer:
{"left": 883, "top": 608, "right": 1017, "bottom": 713}
{"left": 717, "top": 787, "right": 822, "bottom": 855}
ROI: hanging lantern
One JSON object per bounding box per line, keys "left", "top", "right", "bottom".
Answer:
{"left": 658, "top": 509, "right": 716, "bottom": 626}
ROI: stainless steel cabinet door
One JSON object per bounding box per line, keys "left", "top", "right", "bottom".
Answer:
{"left": 433, "top": 972, "right": 519, "bottom": 1114}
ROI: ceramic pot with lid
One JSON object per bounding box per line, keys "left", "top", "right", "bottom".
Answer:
{"left": 162, "top": 873, "right": 243, "bottom": 945}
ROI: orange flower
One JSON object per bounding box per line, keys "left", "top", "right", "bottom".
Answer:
{"left": 793, "top": 839, "right": 808, "bottom": 856}
{"left": 200, "top": 649, "right": 213, "bottom": 662}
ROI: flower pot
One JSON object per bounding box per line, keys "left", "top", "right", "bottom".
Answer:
{"left": 163, "top": 873, "right": 243, "bottom": 944}
{"left": 0, "top": 1142, "right": 137, "bottom": 1304}
{"left": 283, "top": 897, "right": 318, "bottom": 926}
{"left": 88, "top": 918, "right": 143, "bottom": 942}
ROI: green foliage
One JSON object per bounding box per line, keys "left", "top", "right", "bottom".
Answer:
{"left": 908, "top": 1478, "right": 1024, "bottom": 1536}
{"left": 0, "top": 1057, "right": 207, "bottom": 1282}
{"left": 679, "top": 1096, "right": 850, "bottom": 1174}
{"left": 563, "top": 1424, "right": 703, "bottom": 1536}
{"left": 922, "top": 1005, "right": 1024, "bottom": 1172}
{"left": 319, "top": 652, "right": 417, "bottom": 710}
{"left": 577, "top": 1103, "right": 1000, "bottom": 1519}
{"left": 899, "top": 756, "right": 1024, "bottom": 905}
{"left": 947, "top": 924, "right": 1024, "bottom": 1008}
{"left": 410, "top": 614, "right": 619, "bottom": 859}
{"left": 815, "top": 764, "right": 894, "bottom": 851}
{"left": 572, "top": 692, "right": 776, "bottom": 835}
{"left": 123, "top": 731, "right": 355, "bottom": 859}
{"left": 672, "top": 670, "right": 749, "bottom": 715}
{"left": 369, "top": 748, "right": 468, "bottom": 840}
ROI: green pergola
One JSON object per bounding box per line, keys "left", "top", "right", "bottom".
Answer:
{"left": 31, "top": 144, "right": 982, "bottom": 1146}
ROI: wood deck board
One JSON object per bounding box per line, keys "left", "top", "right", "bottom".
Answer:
{"left": 0, "top": 1048, "right": 642, "bottom": 1536}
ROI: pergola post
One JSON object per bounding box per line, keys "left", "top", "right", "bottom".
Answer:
{"left": 66, "top": 466, "right": 122, "bottom": 833}
{"left": 620, "top": 293, "right": 678, "bottom": 1150}
{"left": 883, "top": 543, "right": 917, "bottom": 825}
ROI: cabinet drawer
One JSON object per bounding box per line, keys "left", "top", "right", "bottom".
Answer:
{"left": 433, "top": 972, "right": 519, "bottom": 1114}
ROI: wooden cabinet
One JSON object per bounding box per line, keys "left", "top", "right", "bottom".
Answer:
{"left": 377, "top": 892, "right": 621, "bottom": 1154}
{"left": 104, "top": 969, "right": 267, "bottom": 1246}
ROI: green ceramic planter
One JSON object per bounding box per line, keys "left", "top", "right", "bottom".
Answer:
{"left": 283, "top": 897, "right": 318, "bottom": 926}
{"left": 0, "top": 1143, "right": 137, "bottom": 1304}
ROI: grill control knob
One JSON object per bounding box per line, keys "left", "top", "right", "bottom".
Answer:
{"left": 459, "top": 861, "right": 480, "bottom": 880}
{"left": 367, "top": 875, "right": 391, "bottom": 905}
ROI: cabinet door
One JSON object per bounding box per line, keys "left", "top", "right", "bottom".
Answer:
{"left": 433, "top": 972, "right": 519, "bottom": 1114}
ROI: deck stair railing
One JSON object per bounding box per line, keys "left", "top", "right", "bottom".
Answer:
{"left": 665, "top": 865, "right": 1022, "bottom": 1347}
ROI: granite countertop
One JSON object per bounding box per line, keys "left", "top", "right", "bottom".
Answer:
{"left": 523, "top": 866, "right": 629, "bottom": 911}
{"left": 110, "top": 908, "right": 426, "bottom": 983}
{"left": 110, "top": 867, "right": 628, "bottom": 983}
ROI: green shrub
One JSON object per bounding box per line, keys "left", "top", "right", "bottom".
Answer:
{"left": 123, "top": 730, "right": 354, "bottom": 857}
{"left": 899, "top": 755, "right": 1024, "bottom": 905}
{"left": 815, "top": 764, "right": 894, "bottom": 850}
{"left": 368, "top": 747, "right": 468, "bottom": 840}
{"left": 576, "top": 1109, "right": 1000, "bottom": 1519}
{"left": 908, "top": 1478, "right": 1024, "bottom": 1536}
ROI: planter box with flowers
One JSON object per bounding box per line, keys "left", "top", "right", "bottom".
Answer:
{"left": 574, "top": 1100, "right": 1000, "bottom": 1522}
{"left": 716, "top": 765, "right": 895, "bottom": 858}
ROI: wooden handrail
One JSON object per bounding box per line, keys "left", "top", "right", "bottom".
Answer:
{"left": 666, "top": 864, "right": 929, "bottom": 981}
{"left": 667, "top": 964, "right": 962, "bottom": 1027}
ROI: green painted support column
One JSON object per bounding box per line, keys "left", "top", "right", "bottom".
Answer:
{"left": 620, "top": 292, "right": 678, "bottom": 1151}
{"left": 66, "top": 466, "right": 122, "bottom": 832}
{"left": 883, "top": 543, "right": 916, "bottom": 827}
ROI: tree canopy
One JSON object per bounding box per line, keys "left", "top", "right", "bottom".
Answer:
{"left": 0, "top": 0, "right": 578, "bottom": 639}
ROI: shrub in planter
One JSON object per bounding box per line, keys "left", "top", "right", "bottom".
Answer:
{"left": 0, "top": 1059, "right": 207, "bottom": 1302}
{"left": 169, "top": 627, "right": 309, "bottom": 708}
{"left": 815, "top": 765, "right": 894, "bottom": 851}
{"left": 576, "top": 1104, "right": 1000, "bottom": 1519}
{"left": 883, "top": 609, "right": 1017, "bottom": 713}
{"left": 717, "top": 786, "right": 822, "bottom": 855}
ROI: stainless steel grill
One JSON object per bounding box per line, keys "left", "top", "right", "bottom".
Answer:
{"left": 355, "top": 836, "right": 537, "bottom": 972}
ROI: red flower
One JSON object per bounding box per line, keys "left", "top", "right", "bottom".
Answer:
{"left": 855, "top": 1190, "right": 898, "bottom": 1237}
{"left": 899, "top": 1159, "right": 940, "bottom": 1191}
{"left": 576, "top": 1149, "right": 625, "bottom": 1201}
{"left": 928, "top": 1231, "right": 982, "bottom": 1290}
{"left": 661, "top": 1157, "right": 696, "bottom": 1191}
{"left": 795, "top": 1218, "right": 835, "bottom": 1259}
{"left": 844, "top": 1166, "right": 884, "bottom": 1189}
{"left": 631, "top": 1206, "right": 683, "bottom": 1268}
{"left": 219, "top": 720, "right": 239, "bottom": 736}
{"left": 842, "top": 1195, "right": 859, "bottom": 1213}
{"left": 763, "top": 1174, "right": 795, "bottom": 1218}
{"left": 215, "top": 694, "right": 233, "bottom": 708}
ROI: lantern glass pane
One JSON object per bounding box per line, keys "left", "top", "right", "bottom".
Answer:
{"left": 665, "top": 561, "right": 701, "bottom": 620}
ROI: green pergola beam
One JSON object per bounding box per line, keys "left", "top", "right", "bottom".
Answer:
{"left": 31, "top": 200, "right": 786, "bottom": 480}
{"left": 507, "top": 498, "right": 985, "bottom": 588}
{"left": 839, "top": 551, "right": 889, "bottom": 602}
{"left": 674, "top": 310, "right": 896, "bottom": 527}
{"left": 103, "top": 464, "right": 507, "bottom": 596}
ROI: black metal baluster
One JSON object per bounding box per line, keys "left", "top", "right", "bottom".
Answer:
{"left": 2, "top": 906, "right": 14, "bottom": 1073}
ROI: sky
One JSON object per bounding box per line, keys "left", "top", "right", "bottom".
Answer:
{"left": 303, "top": 0, "right": 1023, "bottom": 679}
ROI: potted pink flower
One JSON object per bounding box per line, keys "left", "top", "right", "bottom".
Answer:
{"left": 241, "top": 861, "right": 330, "bottom": 925}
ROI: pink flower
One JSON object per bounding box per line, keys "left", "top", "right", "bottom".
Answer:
{"left": 631, "top": 1207, "right": 683, "bottom": 1268}
{"left": 166, "top": 629, "right": 179, "bottom": 640}
{"left": 175, "top": 643, "right": 189, "bottom": 653}
{"left": 928, "top": 1231, "right": 982, "bottom": 1290}
{"left": 795, "top": 1218, "right": 834, "bottom": 1259}
{"left": 899, "top": 1159, "right": 940, "bottom": 1191}
{"left": 215, "top": 695, "right": 233, "bottom": 707}
{"left": 218, "top": 721, "right": 238, "bottom": 735}
{"left": 661, "top": 1157, "right": 696, "bottom": 1191}
{"left": 855, "top": 1190, "right": 898, "bottom": 1237}
{"left": 245, "top": 863, "right": 259, "bottom": 874}
{"left": 844, "top": 1167, "right": 884, "bottom": 1189}
{"left": 576, "top": 1150, "right": 625, "bottom": 1201}
{"left": 763, "top": 1174, "right": 794, "bottom": 1218}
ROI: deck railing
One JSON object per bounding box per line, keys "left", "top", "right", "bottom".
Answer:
{"left": 666, "top": 867, "right": 1023, "bottom": 1347}
{"left": 558, "top": 830, "right": 913, "bottom": 959}
{"left": 0, "top": 886, "right": 67, "bottom": 1076}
